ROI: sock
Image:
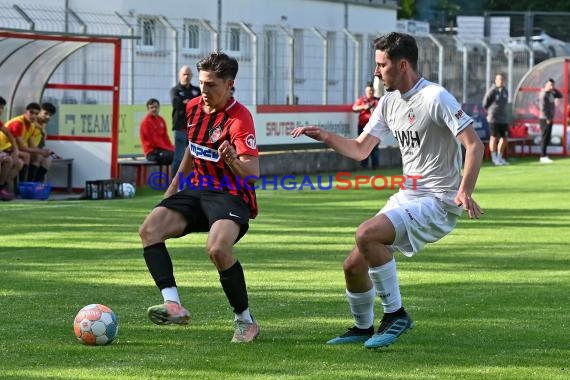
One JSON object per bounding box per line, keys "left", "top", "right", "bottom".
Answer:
{"left": 19, "top": 164, "right": 29, "bottom": 182}
{"left": 368, "top": 259, "right": 402, "bottom": 313}
{"left": 235, "top": 307, "right": 252, "bottom": 323}
{"left": 491, "top": 151, "right": 497, "bottom": 161}
{"left": 27, "top": 165, "right": 39, "bottom": 182}
{"left": 219, "top": 261, "right": 249, "bottom": 316}
{"left": 143, "top": 242, "right": 177, "bottom": 290}
{"left": 161, "top": 287, "right": 181, "bottom": 304}
{"left": 35, "top": 167, "right": 48, "bottom": 182}
{"left": 346, "top": 287, "right": 376, "bottom": 329}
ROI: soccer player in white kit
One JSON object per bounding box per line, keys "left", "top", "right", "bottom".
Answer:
{"left": 291, "top": 32, "right": 484, "bottom": 349}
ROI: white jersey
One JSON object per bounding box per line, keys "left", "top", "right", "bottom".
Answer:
{"left": 363, "top": 78, "right": 473, "bottom": 215}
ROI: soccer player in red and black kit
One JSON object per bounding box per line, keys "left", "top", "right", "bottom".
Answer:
{"left": 139, "top": 51, "right": 260, "bottom": 343}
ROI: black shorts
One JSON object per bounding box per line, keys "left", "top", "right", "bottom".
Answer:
{"left": 146, "top": 149, "right": 174, "bottom": 165}
{"left": 488, "top": 123, "right": 509, "bottom": 138}
{"left": 157, "top": 189, "right": 250, "bottom": 242}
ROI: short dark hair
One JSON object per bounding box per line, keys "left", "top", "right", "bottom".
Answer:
{"left": 26, "top": 102, "right": 41, "bottom": 111}
{"left": 196, "top": 51, "right": 238, "bottom": 80}
{"left": 41, "top": 102, "right": 56, "bottom": 115}
{"left": 146, "top": 98, "right": 160, "bottom": 108}
{"left": 373, "top": 32, "right": 418, "bottom": 71}
{"left": 0, "top": 96, "right": 6, "bottom": 106}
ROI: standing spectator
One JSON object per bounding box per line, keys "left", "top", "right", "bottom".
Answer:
{"left": 482, "top": 73, "right": 509, "bottom": 166}
{"left": 170, "top": 65, "right": 201, "bottom": 177}
{"left": 353, "top": 82, "right": 380, "bottom": 169}
{"left": 139, "top": 51, "right": 260, "bottom": 343}
{"left": 139, "top": 98, "right": 174, "bottom": 165}
{"left": 291, "top": 32, "right": 484, "bottom": 349}
{"left": 5, "top": 102, "right": 50, "bottom": 182}
{"left": 538, "top": 78, "right": 562, "bottom": 163}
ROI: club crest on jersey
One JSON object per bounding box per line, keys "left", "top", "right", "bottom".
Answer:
{"left": 209, "top": 125, "right": 223, "bottom": 143}
{"left": 189, "top": 142, "right": 220, "bottom": 162}
{"left": 245, "top": 134, "right": 257, "bottom": 149}
{"left": 407, "top": 109, "right": 416, "bottom": 125}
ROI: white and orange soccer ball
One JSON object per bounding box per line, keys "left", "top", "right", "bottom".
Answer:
{"left": 73, "top": 304, "right": 118, "bottom": 345}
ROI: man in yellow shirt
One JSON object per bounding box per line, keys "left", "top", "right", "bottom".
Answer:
{"left": 3, "top": 102, "right": 51, "bottom": 182}
{"left": 0, "top": 96, "right": 22, "bottom": 200}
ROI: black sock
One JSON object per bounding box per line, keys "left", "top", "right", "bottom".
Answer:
{"left": 219, "top": 261, "right": 249, "bottom": 314}
{"left": 19, "top": 165, "right": 29, "bottom": 182}
{"left": 35, "top": 167, "right": 48, "bottom": 182}
{"left": 143, "top": 242, "right": 176, "bottom": 289}
{"left": 27, "top": 165, "right": 39, "bottom": 182}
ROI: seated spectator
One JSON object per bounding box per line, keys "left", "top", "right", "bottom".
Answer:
{"left": 27, "top": 102, "right": 58, "bottom": 181}
{"left": 0, "top": 97, "right": 24, "bottom": 200}
{"left": 139, "top": 98, "right": 174, "bottom": 165}
{"left": 5, "top": 102, "right": 51, "bottom": 182}
{"left": 0, "top": 151, "right": 15, "bottom": 201}
{"left": 34, "top": 102, "right": 57, "bottom": 149}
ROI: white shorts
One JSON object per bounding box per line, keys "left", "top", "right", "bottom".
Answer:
{"left": 380, "top": 192, "right": 458, "bottom": 257}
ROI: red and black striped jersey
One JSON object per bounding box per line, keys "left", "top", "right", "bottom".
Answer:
{"left": 185, "top": 96, "right": 259, "bottom": 218}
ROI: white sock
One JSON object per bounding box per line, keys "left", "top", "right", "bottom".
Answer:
{"left": 491, "top": 151, "right": 498, "bottom": 161}
{"left": 235, "top": 307, "right": 253, "bottom": 323}
{"left": 346, "top": 287, "right": 376, "bottom": 329}
{"left": 161, "top": 287, "right": 181, "bottom": 304}
{"left": 497, "top": 152, "right": 503, "bottom": 160}
{"left": 368, "top": 259, "right": 402, "bottom": 313}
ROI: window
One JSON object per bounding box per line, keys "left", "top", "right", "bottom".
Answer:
{"left": 139, "top": 17, "right": 156, "bottom": 48}
{"left": 327, "top": 31, "right": 338, "bottom": 85}
{"left": 228, "top": 26, "right": 241, "bottom": 52}
{"left": 183, "top": 21, "right": 200, "bottom": 50}
{"left": 136, "top": 16, "right": 166, "bottom": 53}
{"left": 294, "top": 29, "right": 304, "bottom": 83}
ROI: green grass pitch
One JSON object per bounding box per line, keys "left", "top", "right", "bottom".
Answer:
{"left": 0, "top": 157, "right": 569, "bottom": 379}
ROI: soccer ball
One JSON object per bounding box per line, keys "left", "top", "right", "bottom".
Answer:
{"left": 74, "top": 304, "right": 118, "bottom": 345}
{"left": 121, "top": 183, "right": 136, "bottom": 198}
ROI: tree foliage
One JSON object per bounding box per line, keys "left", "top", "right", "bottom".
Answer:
{"left": 485, "top": 0, "right": 570, "bottom": 11}
{"left": 398, "top": 0, "right": 416, "bottom": 19}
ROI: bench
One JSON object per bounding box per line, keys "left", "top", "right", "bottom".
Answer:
{"left": 481, "top": 137, "right": 533, "bottom": 160}
{"left": 50, "top": 158, "right": 74, "bottom": 193}
{"left": 117, "top": 158, "right": 171, "bottom": 188}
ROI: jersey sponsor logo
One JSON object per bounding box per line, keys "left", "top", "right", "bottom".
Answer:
{"left": 245, "top": 133, "right": 256, "bottom": 149}
{"left": 209, "top": 125, "right": 223, "bottom": 143}
{"left": 454, "top": 109, "right": 464, "bottom": 120}
{"left": 189, "top": 142, "right": 220, "bottom": 162}
{"left": 394, "top": 130, "right": 421, "bottom": 148}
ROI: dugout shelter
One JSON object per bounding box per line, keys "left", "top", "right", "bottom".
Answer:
{"left": 512, "top": 57, "right": 570, "bottom": 157}
{"left": 0, "top": 29, "right": 123, "bottom": 189}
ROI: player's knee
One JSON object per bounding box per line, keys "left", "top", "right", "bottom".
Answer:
{"left": 342, "top": 251, "right": 369, "bottom": 280}
{"left": 342, "top": 257, "right": 361, "bottom": 276}
{"left": 205, "top": 245, "right": 232, "bottom": 267}
{"left": 355, "top": 223, "right": 375, "bottom": 247}
{"left": 139, "top": 220, "right": 160, "bottom": 244}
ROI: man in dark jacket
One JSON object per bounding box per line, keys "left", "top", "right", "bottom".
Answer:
{"left": 170, "top": 65, "right": 201, "bottom": 177}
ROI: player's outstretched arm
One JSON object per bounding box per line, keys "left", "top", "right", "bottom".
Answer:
{"left": 165, "top": 148, "right": 193, "bottom": 198}
{"left": 291, "top": 126, "right": 378, "bottom": 161}
{"left": 455, "top": 124, "right": 485, "bottom": 219}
